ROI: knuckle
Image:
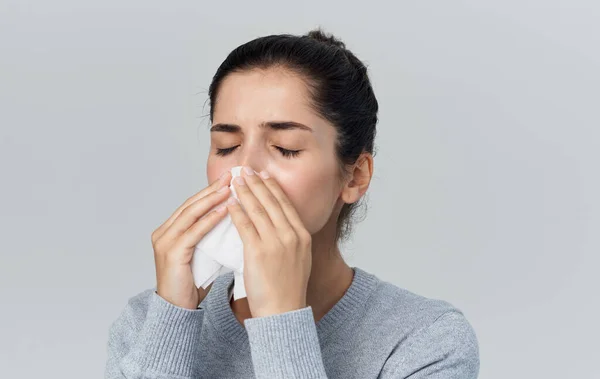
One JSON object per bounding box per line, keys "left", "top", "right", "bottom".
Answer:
{"left": 279, "top": 195, "right": 294, "bottom": 208}
{"left": 184, "top": 193, "right": 196, "bottom": 205}
{"left": 250, "top": 205, "right": 267, "bottom": 218}
{"left": 281, "top": 231, "right": 298, "bottom": 246}
{"left": 241, "top": 220, "right": 255, "bottom": 233}
{"left": 180, "top": 204, "right": 194, "bottom": 218}
{"left": 210, "top": 177, "right": 225, "bottom": 191}
{"left": 266, "top": 193, "right": 278, "bottom": 205}
{"left": 298, "top": 230, "right": 312, "bottom": 246}
{"left": 151, "top": 230, "right": 159, "bottom": 244}
{"left": 183, "top": 197, "right": 210, "bottom": 217}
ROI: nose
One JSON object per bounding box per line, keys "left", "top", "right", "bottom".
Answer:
{"left": 237, "top": 143, "right": 265, "bottom": 173}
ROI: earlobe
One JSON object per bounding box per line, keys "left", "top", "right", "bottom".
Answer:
{"left": 340, "top": 186, "right": 360, "bottom": 204}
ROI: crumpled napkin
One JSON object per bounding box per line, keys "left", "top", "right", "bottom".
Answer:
{"left": 191, "top": 166, "right": 253, "bottom": 300}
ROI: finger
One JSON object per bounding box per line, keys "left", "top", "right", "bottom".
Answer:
{"left": 157, "top": 171, "right": 231, "bottom": 235}
{"left": 153, "top": 171, "right": 231, "bottom": 241}
{"left": 232, "top": 171, "right": 276, "bottom": 239}
{"left": 240, "top": 167, "right": 295, "bottom": 235}
{"left": 226, "top": 197, "right": 260, "bottom": 246}
{"left": 258, "top": 169, "right": 307, "bottom": 235}
{"left": 177, "top": 204, "right": 229, "bottom": 250}
{"left": 158, "top": 186, "right": 231, "bottom": 247}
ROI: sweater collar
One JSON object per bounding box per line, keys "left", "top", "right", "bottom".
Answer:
{"left": 205, "top": 266, "right": 380, "bottom": 347}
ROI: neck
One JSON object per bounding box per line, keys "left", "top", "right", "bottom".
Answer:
{"left": 231, "top": 221, "right": 354, "bottom": 325}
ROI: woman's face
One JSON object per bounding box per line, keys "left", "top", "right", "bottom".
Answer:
{"left": 207, "top": 68, "right": 343, "bottom": 235}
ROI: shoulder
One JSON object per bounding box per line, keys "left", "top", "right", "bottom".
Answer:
{"left": 371, "top": 278, "right": 459, "bottom": 326}
{"left": 359, "top": 270, "right": 480, "bottom": 377}
{"left": 362, "top": 271, "right": 464, "bottom": 332}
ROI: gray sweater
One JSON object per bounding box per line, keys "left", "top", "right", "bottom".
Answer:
{"left": 105, "top": 267, "right": 479, "bottom": 378}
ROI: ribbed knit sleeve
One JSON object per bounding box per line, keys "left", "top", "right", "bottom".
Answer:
{"left": 104, "top": 290, "right": 205, "bottom": 379}
{"left": 244, "top": 306, "right": 329, "bottom": 379}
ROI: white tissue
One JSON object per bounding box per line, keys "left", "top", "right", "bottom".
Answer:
{"left": 191, "top": 166, "right": 252, "bottom": 300}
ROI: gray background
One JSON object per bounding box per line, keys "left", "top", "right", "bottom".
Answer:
{"left": 1, "top": 0, "right": 598, "bottom": 378}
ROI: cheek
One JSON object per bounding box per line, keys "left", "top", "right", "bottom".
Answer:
{"left": 206, "top": 159, "right": 230, "bottom": 184}
{"left": 275, "top": 169, "right": 339, "bottom": 234}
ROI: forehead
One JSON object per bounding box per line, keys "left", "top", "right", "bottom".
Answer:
{"left": 212, "top": 68, "right": 317, "bottom": 124}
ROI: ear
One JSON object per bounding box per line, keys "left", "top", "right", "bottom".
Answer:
{"left": 340, "top": 152, "right": 373, "bottom": 204}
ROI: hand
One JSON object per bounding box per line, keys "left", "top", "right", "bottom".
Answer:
{"left": 151, "top": 171, "right": 232, "bottom": 310}
{"left": 226, "top": 166, "right": 313, "bottom": 318}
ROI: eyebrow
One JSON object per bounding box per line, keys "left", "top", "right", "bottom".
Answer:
{"left": 210, "top": 121, "right": 313, "bottom": 133}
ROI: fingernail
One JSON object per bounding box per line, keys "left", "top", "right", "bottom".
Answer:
{"left": 243, "top": 166, "right": 254, "bottom": 175}
{"left": 217, "top": 185, "right": 230, "bottom": 193}
{"left": 215, "top": 204, "right": 227, "bottom": 213}
{"left": 235, "top": 176, "right": 246, "bottom": 186}
{"left": 259, "top": 170, "right": 270, "bottom": 179}
{"left": 227, "top": 197, "right": 238, "bottom": 205}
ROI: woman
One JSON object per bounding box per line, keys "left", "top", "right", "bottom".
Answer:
{"left": 105, "top": 29, "right": 480, "bottom": 379}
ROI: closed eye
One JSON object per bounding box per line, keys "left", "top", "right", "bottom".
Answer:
{"left": 275, "top": 146, "right": 301, "bottom": 158}
{"left": 215, "top": 146, "right": 239, "bottom": 156}
{"left": 215, "top": 145, "right": 301, "bottom": 158}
